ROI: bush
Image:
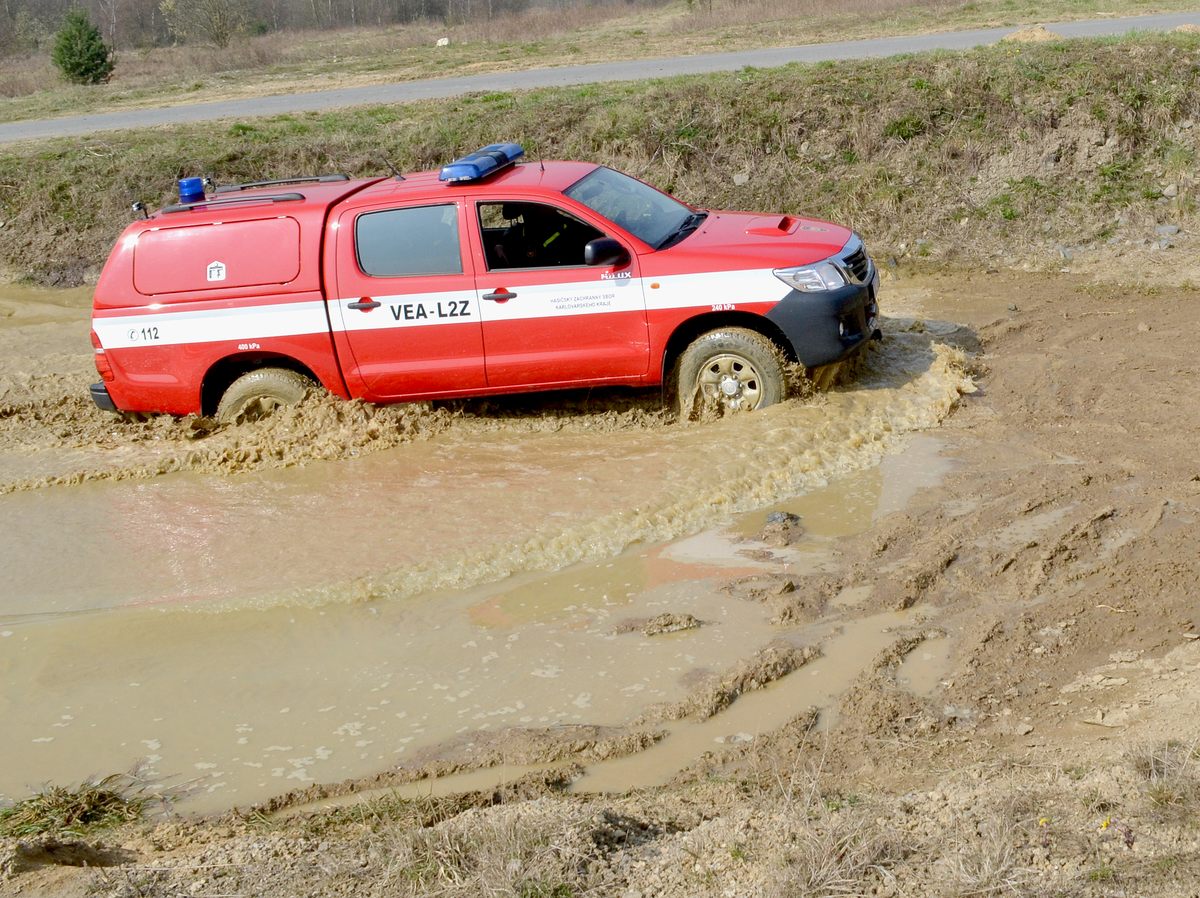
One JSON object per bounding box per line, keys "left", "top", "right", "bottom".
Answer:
{"left": 50, "top": 8, "right": 115, "bottom": 85}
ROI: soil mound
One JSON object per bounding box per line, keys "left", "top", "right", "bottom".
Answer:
{"left": 1001, "top": 24, "right": 1061, "bottom": 43}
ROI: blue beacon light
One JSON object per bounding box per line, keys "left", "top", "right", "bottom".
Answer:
{"left": 439, "top": 143, "right": 525, "bottom": 183}
{"left": 178, "top": 177, "right": 206, "bottom": 204}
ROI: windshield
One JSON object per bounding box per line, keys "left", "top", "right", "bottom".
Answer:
{"left": 564, "top": 167, "right": 693, "bottom": 248}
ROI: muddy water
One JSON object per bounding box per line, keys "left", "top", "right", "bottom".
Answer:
{"left": 0, "top": 439, "right": 953, "bottom": 813}
{"left": 296, "top": 605, "right": 951, "bottom": 810}
{"left": 1, "top": 282, "right": 973, "bottom": 812}
{"left": 2, "top": 333, "right": 970, "bottom": 616}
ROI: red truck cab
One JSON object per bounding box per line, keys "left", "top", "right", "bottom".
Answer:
{"left": 90, "top": 144, "right": 879, "bottom": 421}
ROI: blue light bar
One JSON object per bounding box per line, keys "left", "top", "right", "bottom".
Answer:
{"left": 439, "top": 143, "right": 525, "bottom": 184}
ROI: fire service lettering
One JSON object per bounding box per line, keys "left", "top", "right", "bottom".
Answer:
{"left": 389, "top": 300, "right": 471, "bottom": 321}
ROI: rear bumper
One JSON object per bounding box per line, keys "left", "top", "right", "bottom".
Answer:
{"left": 89, "top": 382, "right": 117, "bottom": 412}
{"left": 766, "top": 278, "right": 880, "bottom": 368}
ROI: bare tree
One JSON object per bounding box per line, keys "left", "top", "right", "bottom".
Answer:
{"left": 97, "top": 0, "right": 118, "bottom": 44}
{"left": 160, "top": 0, "right": 247, "bottom": 47}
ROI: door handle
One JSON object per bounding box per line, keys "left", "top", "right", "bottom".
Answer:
{"left": 483, "top": 290, "right": 517, "bottom": 302}
{"left": 348, "top": 298, "right": 380, "bottom": 311}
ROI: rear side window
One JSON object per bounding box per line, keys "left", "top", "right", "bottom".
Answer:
{"left": 356, "top": 204, "right": 462, "bottom": 277}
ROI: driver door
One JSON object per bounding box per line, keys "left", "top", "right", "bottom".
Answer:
{"left": 469, "top": 200, "right": 649, "bottom": 389}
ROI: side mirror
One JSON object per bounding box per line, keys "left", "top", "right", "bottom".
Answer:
{"left": 584, "top": 237, "right": 630, "bottom": 268}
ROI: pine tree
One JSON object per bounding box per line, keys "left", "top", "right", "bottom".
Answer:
{"left": 51, "top": 8, "right": 115, "bottom": 85}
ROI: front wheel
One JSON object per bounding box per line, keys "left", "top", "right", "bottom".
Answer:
{"left": 673, "top": 328, "right": 788, "bottom": 419}
{"left": 216, "top": 368, "right": 314, "bottom": 424}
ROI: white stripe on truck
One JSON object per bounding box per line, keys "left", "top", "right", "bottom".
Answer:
{"left": 92, "top": 269, "right": 790, "bottom": 349}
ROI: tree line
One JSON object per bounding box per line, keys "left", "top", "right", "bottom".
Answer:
{"left": 2, "top": 0, "right": 654, "bottom": 54}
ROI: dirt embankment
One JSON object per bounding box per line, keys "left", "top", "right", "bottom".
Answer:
{"left": 3, "top": 35, "right": 1200, "bottom": 288}
{"left": 5, "top": 269, "right": 1200, "bottom": 897}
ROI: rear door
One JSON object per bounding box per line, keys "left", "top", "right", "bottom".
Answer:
{"left": 469, "top": 200, "right": 649, "bottom": 389}
{"left": 331, "top": 201, "right": 485, "bottom": 400}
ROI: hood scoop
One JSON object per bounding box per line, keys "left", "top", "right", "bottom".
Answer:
{"left": 744, "top": 215, "right": 799, "bottom": 237}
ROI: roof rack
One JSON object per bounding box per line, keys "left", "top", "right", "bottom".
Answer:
{"left": 160, "top": 192, "right": 305, "bottom": 214}
{"left": 213, "top": 174, "right": 350, "bottom": 195}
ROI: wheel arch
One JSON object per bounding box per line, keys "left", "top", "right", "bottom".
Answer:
{"left": 201, "top": 354, "right": 321, "bottom": 417}
{"left": 660, "top": 311, "right": 796, "bottom": 387}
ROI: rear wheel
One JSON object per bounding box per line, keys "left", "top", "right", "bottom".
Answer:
{"left": 673, "top": 328, "right": 788, "bottom": 419}
{"left": 216, "top": 368, "right": 313, "bottom": 424}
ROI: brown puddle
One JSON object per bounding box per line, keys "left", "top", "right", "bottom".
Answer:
{"left": 569, "top": 608, "right": 943, "bottom": 795}
{"left": 1, "top": 284, "right": 973, "bottom": 814}
{"left": 291, "top": 603, "right": 953, "bottom": 812}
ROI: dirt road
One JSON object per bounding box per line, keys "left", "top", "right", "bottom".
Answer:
{"left": 3, "top": 268, "right": 1200, "bottom": 895}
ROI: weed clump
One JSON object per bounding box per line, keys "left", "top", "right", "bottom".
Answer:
{"left": 1129, "top": 740, "right": 1200, "bottom": 816}
{"left": 0, "top": 774, "right": 148, "bottom": 837}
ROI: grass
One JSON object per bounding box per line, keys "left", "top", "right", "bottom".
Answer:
{"left": 378, "top": 807, "right": 603, "bottom": 897}
{"left": 1129, "top": 740, "right": 1200, "bottom": 817}
{"left": 2, "top": 33, "right": 1199, "bottom": 287}
{"left": 769, "top": 815, "right": 904, "bottom": 897}
{"left": 0, "top": 774, "right": 148, "bottom": 837}
{"left": 1, "top": 0, "right": 1199, "bottom": 124}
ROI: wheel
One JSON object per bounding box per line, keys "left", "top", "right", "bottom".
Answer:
{"left": 673, "top": 328, "right": 788, "bottom": 419}
{"left": 215, "top": 368, "right": 313, "bottom": 423}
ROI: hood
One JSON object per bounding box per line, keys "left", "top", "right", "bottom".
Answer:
{"left": 650, "top": 210, "right": 853, "bottom": 271}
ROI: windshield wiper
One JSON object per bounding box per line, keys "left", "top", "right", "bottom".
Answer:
{"left": 656, "top": 211, "right": 708, "bottom": 250}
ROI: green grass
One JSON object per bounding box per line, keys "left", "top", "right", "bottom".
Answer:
{"left": 1, "top": 0, "right": 1198, "bottom": 125}
{"left": 0, "top": 774, "right": 148, "bottom": 837}
{"left": 2, "top": 33, "right": 1199, "bottom": 286}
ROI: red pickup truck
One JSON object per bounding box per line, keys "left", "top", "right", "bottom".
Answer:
{"left": 90, "top": 144, "right": 879, "bottom": 422}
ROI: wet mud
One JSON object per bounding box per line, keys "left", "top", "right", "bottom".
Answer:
{"left": 0, "top": 278, "right": 974, "bottom": 816}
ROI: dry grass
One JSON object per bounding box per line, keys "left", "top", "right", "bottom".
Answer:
{"left": 3, "top": 0, "right": 1199, "bottom": 123}
{"left": 768, "top": 815, "right": 904, "bottom": 898}
{"left": 937, "top": 819, "right": 1030, "bottom": 897}
{"left": 378, "top": 805, "right": 607, "bottom": 897}
{"left": 1129, "top": 740, "right": 1200, "bottom": 816}
{"left": 0, "top": 773, "right": 149, "bottom": 837}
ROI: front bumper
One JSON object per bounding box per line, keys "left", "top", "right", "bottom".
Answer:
{"left": 89, "top": 382, "right": 117, "bottom": 412}
{"left": 766, "top": 273, "right": 880, "bottom": 368}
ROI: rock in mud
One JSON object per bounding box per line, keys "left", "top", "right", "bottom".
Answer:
{"left": 754, "top": 511, "right": 806, "bottom": 547}
{"left": 615, "top": 613, "right": 703, "bottom": 636}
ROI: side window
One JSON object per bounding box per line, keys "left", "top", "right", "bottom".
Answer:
{"left": 478, "top": 202, "right": 602, "bottom": 270}
{"left": 356, "top": 204, "right": 462, "bottom": 278}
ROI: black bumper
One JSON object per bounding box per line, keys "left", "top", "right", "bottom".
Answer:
{"left": 766, "top": 280, "right": 879, "bottom": 368}
{"left": 90, "top": 382, "right": 117, "bottom": 412}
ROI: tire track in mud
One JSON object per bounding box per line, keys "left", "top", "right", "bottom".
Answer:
{"left": 194, "top": 332, "right": 976, "bottom": 613}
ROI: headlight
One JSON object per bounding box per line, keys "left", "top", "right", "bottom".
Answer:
{"left": 772, "top": 260, "right": 847, "bottom": 292}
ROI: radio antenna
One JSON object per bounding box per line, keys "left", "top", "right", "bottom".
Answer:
{"left": 381, "top": 157, "right": 406, "bottom": 181}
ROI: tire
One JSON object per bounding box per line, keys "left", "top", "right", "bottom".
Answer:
{"left": 215, "top": 368, "right": 313, "bottom": 424}
{"left": 673, "top": 328, "right": 788, "bottom": 419}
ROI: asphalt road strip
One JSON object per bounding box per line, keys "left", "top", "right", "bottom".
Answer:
{"left": 2, "top": 11, "right": 1200, "bottom": 144}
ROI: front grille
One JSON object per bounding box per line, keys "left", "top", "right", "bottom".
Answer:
{"left": 842, "top": 246, "right": 870, "bottom": 283}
